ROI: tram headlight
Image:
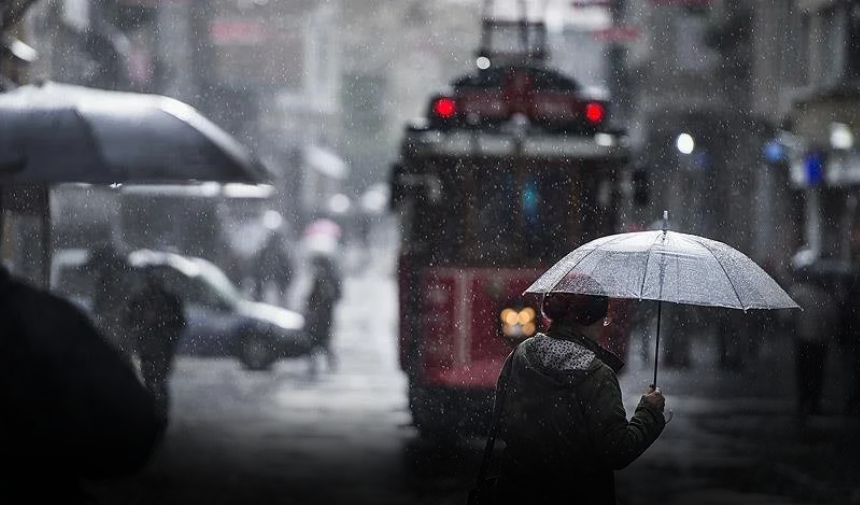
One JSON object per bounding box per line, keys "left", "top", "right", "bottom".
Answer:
{"left": 500, "top": 306, "right": 538, "bottom": 340}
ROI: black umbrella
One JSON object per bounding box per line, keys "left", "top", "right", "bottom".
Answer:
{"left": 0, "top": 81, "right": 273, "bottom": 184}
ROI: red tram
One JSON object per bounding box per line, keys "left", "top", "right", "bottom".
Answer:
{"left": 390, "top": 15, "right": 635, "bottom": 437}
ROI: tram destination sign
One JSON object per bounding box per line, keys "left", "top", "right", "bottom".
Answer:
{"left": 404, "top": 130, "right": 629, "bottom": 160}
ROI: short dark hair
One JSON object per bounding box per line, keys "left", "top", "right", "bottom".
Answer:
{"left": 542, "top": 292, "right": 609, "bottom": 326}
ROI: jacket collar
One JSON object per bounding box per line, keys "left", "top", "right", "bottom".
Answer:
{"left": 546, "top": 323, "right": 625, "bottom": 373}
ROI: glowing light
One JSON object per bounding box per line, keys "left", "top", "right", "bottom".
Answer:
{"left": 476, "top": 56, "right": 491, "bottom": 70}
{"left": 328, "top": 193, "right": 351, "bottom": 214}
{"left": 585, "top": 102, "right": 605, "bottom": 123}
{"left": 830, "top": 122, "right": 854, "bottom": 150}
{"left": 433, "top": 97, "right": 457, "bottom": 118}
{"left": 676, "top": 133, "right": 695, "bottom": 154}
{"left": 501, "top": 308, "right": 519, "bottom": 326}
{"left": 595, "top": 133, "right": 615, "bottom": 147}
{"left": 263, "top": 210, "right": 282, "bottom": 230}
{"left": 518, "top": 307, "right": 536, "bottom": 324}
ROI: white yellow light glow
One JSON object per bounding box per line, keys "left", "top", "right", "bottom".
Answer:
{"left": 501, "top": 308, "right": 518, "bottom": 325}
{"left": 518, "top": 307, "right": 536, "bottom": 324}
{"left": 676, "top": 133, "right": 695, "bottom": 154}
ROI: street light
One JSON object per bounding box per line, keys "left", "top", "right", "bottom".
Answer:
{"left": 676, "top": 133, "right": 695, "bottom": 154}
{"left": 830, "top": 122, "right": 854, "bottom": 151}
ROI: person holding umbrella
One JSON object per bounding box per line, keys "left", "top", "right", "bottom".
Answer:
{"left": 491, "top": 278, "right": 667, "bottom": 505}
{"left": 474, "top": 212, "right": 798, "bottom": 504}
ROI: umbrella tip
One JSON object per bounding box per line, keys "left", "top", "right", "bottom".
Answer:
{"left": 662, "top": 210, "right": 668, "bottom": 234}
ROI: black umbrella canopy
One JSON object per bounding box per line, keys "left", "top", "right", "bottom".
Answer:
{"left": 0, "top": 81, "right": 274, "bottom": 185}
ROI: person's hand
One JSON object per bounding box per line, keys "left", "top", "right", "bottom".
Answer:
{"left": 642, "top": 385, "right": 666, "bottom": 412}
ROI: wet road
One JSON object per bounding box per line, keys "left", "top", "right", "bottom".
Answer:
{"left": 97, "top": 258, "right": 488, "bottom": 505}
{"left": 95, "top": 251, "right": 860, "bottom": 505}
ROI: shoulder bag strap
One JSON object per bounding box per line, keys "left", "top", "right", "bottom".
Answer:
{"left": 475, "top": 343, "right": 518, "bottom": 487}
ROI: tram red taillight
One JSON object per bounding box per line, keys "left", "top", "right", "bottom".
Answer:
{"left": 432, "top": 97, "right": 457, "bottom": 119}
{"left": 584, "top": 102, "right": 606, "bottom": 124}
{"left": 428, "top": 91, "right": 607, "bottom": 132}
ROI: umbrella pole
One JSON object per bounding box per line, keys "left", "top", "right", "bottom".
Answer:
{"left": 652, "top": 300, "right": 663, "bottom": 389}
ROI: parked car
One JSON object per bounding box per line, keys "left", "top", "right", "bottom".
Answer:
{"left": 51, "top": 248, "right": 311, "bottom": 370}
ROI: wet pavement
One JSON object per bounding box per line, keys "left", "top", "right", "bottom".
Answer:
{"left": 94, "top": 250, "right": 860, "bottom": 505}
{"left": 617, "top": 330, "right": 860, "bottom": 505}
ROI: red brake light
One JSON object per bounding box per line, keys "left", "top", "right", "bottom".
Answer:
{"left": 585, "top": 102, "right": 605, "bottom": 123}
{"left": 432, "top": 97, "right": 457, "bottom": 119}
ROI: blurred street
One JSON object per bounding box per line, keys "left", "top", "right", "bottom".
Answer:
{"left": 92, "top": 243, "right": 860, "bottom": 505}
{"left": 3, "top": 2, "right": 860, "bottom": 505}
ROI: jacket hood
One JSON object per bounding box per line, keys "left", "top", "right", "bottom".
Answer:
{"left": 519, "top": 324, "right": 624, "bottom": 386}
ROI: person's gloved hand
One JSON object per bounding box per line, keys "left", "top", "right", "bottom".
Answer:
{"left": 642, "top": 385, "right": 666, "bottom": 412}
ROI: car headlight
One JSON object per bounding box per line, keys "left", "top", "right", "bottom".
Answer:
{"left": 500, "top": 306, "right": 537, "bottom": 340}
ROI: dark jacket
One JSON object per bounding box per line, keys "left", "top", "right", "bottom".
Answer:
{"left": 306, "top": 259, "right": 342, "bottom": 343}
{"left": 0, "top": 267, "right": 165, "bottom": 503}
{"left": 126, "top": 280, "right": 186, "bottom": 355}
{"left": 496, "top": 325, "right": 665, "bottom": 505}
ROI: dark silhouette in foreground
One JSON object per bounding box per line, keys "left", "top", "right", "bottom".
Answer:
{"left": 0, "top": 265, "right": 164, "bottom": 504}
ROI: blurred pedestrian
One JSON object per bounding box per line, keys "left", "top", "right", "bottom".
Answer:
{"left": 88, "top": 243, "right": 134, "bottom": 357}
{"left": 790, "top": 281, "right": 838, "bottom": 416}
{"left": 0, "top": 265, "right": 164, "bottom": 504}
{"left": 838, "top": 215, "right": 860, "bottom": 416}
{"left": 306, "top": 255, "right": 342, "bottom": 374}
{"left": 491, "top": 285, "right": 667, "bottom": 505}
{"left": 715, "top": 308, "right": 753, "bottom": 370}
{"left": 661, "top": 303, "right": 692, "bottom": 369}
{"left": 126, "top": 269, "right": 186, "bottom": 417}
{"left": 253, "top": 232, "right": 293, "bottom": 305}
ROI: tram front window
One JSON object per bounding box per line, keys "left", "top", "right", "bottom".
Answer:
{"left": 407, "top": 164, "right": 604, "bottom": 267}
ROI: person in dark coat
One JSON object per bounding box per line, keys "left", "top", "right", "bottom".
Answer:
{"left": 253, "top": 232, "right": 293, "bottom": 305}
{"left": 0, "top": 265, "right": 164, "bottom": 504}
{"left": 834, "top": 215, "right": 860, "bottom": 416}
{"left": 494, "top": 286, "right": 666, "bottom": 505}
{"left": 126, "top": 269, "right": 186, "bottom": 416}
{"left": 790, "top": 280, "right": 838, "bottom": 417}
{"left": 306, "top": 255, "right": 342, "bottom": 374}
{"left": 88, "top": 244, "right": 134, "bottom": 357}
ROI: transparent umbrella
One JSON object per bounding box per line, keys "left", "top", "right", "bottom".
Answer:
{"left": 524, "top": 212, "right": 800, "bottom": 386}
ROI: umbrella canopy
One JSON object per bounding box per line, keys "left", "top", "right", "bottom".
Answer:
{"left": 525, "top": 218, "right": 799, "bottom": 387}
{"left": 525, "top": 229, "right": 798, "bottom": 310}
{"left": 0, "top": 81, "right": 273, "bottom": 185}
